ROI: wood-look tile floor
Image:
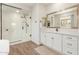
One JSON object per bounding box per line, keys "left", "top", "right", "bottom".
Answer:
{"left": 9, "top": 41, "right": 38, "bottom": 55}
{"left": 9, "top": 41, "right": 62, "bottom": 55}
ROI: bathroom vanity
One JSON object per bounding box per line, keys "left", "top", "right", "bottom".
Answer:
{"left": 41, "top": 28, "right": 79, "bottom": 55}
{"left": 41, "top": 5, "right": 79, "bottom": 55}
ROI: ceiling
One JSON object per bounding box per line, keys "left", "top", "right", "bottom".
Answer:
{"left": 5, "top": 3, "right": 51, "bottom": 13}
{"left": 6, "top": 3, "right": 35, "bottom": 12}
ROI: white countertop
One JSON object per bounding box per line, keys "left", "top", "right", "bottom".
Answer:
{"left": 41, "top": 27, "right": 79, "bottom": 37}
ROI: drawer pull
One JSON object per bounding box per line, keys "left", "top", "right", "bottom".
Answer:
{"left": 67, "top": 51, "right": 72, "bottom": 54}
{"left": 67, "top": 37, "right": 72, "bottom": 39}
{"left": 67, "top": 43, "right": 72, "bottom": 46}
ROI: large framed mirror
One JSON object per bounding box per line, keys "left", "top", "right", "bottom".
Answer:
{"left": 45, "top": 6, "right": 78, "bottom": 29}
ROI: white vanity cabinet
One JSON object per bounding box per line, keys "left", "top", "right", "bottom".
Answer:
{"left": 45, "top": 32, "right": 62, "bottom": 52}
{"left": 41, "top": 30, "right": 79, "bottom": 55}
{"left": 62, "top": 35, "right": 78, "bottom": 55}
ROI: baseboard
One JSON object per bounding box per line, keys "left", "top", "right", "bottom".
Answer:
{"left": 10, "top": 40, "right": 31, "bottom": 45}
{"left": 31, "top": 40, "right": 41, "bottom": 45}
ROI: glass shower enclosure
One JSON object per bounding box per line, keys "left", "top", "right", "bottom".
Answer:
{"left": 0, "top": 3, "right": 28, "bottom": 43}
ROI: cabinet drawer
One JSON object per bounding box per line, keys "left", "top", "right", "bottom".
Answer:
{"left": 63, "top": 39, "right": 77, "bottom": 49}
{"left": 63, "top": 35, "right": 77, "bottom": 42}
{"left": 63, "top": 35, "right": 78, "bottom": 55}
{"left": 63, "top": 47, "right": 77, "bottom": 55}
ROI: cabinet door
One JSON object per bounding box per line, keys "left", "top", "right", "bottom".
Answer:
{"left": 41, "top": 32, "right": 46, "bottom": 45}
{"left": 52, "top": 34, "right": 62, "bottom": 52}
{"left": 45, "top": 33, "right": 54, "bottom": 49}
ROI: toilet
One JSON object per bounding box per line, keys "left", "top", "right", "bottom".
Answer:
{"left": 0, "top": 40, "right": 9, "bottom": 55}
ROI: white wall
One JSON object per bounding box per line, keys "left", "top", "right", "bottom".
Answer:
{"left": 31, "top": 4, "right": 47, "bottom": 45}
{"left": 31, "top": 4, "right": 40, "bottom": 45}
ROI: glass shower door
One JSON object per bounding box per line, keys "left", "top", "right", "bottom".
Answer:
{"left": 2, "top": 4, "right": 24, "bottom": 43}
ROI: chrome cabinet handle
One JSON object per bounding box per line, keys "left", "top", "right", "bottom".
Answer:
{"left": 67, "top": 43, "right": 72, "bottom": 46}
{"left": 67, "top": 51, "right": 72, "bottom": 54}
{"left": 67, "top": 37, "right": 72, "bottom": 39}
